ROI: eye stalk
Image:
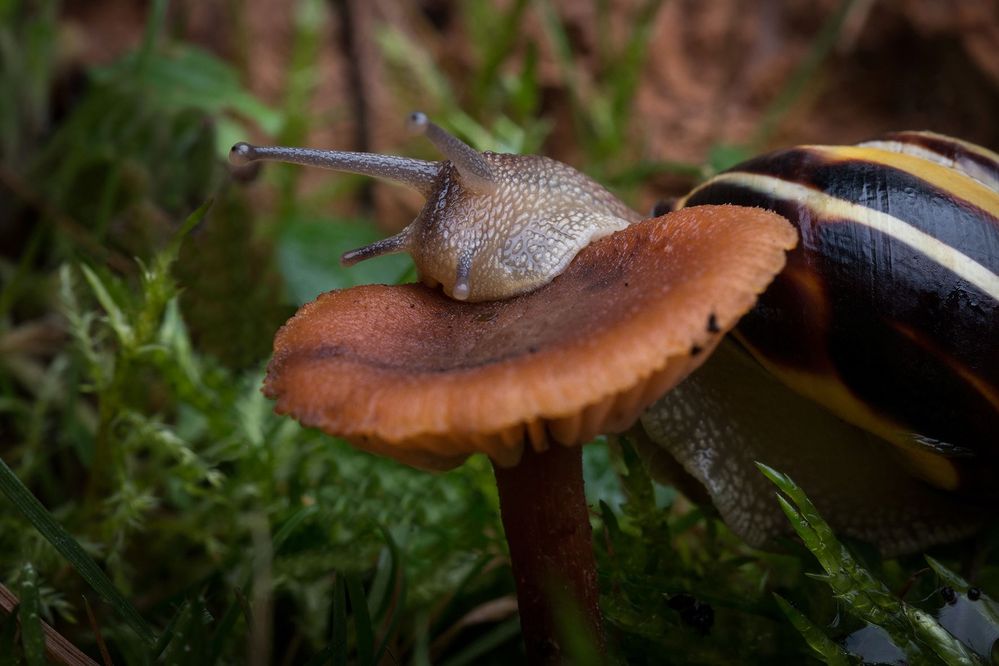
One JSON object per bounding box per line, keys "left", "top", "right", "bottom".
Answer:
{"left": 227, "top": 141, "right": 440, "bottom": 195}
{"left": 230, "top": 113, "right": 642, "bottom": 302}
{"left": 406, "top": 112, "right": 497, "bottom": 194}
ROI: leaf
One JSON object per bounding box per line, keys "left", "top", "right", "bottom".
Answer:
{"left": 80, "top": 265, "right": 134, "bottom": 349}
{"left": 276, "top": 217, "right": 412, "bottom": 305}
{"left": 93, "top": 46, "right": 282, "bottom": 153}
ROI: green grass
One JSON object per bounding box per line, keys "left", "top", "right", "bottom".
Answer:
{"left": 1, "top": 0, "right": 996, "bottom": 663}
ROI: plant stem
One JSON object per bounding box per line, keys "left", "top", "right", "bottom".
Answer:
{"left": 492, "top": 444, "right": 604, "bottom": 664}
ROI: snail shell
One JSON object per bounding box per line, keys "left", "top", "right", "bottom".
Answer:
{"left": 641, "top": 131, "right": 999, "bottom": 554}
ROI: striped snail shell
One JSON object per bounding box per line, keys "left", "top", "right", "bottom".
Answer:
{"left": 639, "top": 132, "right": 999, "bottom": 554}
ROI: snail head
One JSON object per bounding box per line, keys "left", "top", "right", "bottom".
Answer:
{"left": 230, "top": 112, "right": 641, "bottom": 301}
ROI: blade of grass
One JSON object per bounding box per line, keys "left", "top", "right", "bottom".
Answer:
{"left": 437, "top": 618, "right": 521, "bottom": 666}
{"left": 469, "top": 0, "right": 530, "bottom": 107}
{"left": 372, "top": 528, "right": 406, "bottom": 665}
{"left": 345, "top": 574, "right": 374, "bottom": 665}
{"left": 164, "top": 199, "right": 212, "bottom": 263}
{"left": 411, "top": 611, "right": 431, "bottom": 666}
{"left": 159, "top": 599, "right": 206, "bottom": 666}
{"left": 206, "top": 591, "right": 244, "bottom": 665}
{"left": 536, "top": 0, "right": 583, "bottom": 128}
{"left": 302, "top": 646, "right": 333, "bottom": 666}
{"left": 161, "top": 601, "right": 193, "bottom": 664}
{"left": 136, "top": 0, "right": 168, "bottom": 77}
{"left": 426, "top": 554, "right": 500, "bottom": 655}
{"left": 368, "top": 531, "right": 398, "bottom": 622}
{"left": 269, "top": 503, "right": 320, "bottom": 554}
{"left": 80, "top": 265, "right": 133, "bottom": 349}
{"left": 331, "top": 574, "right": 348, "bottom": 666}
{"left": 18, "top": 564, "right": 45, "bottom": 666}
{"left": 605, "top": 0, "right": 660, "bottom": 124}
{"left": 0, "top": 583, "right": 100, "bottom": 666}
{"left": 207, "top": 506, "right": 315, "bottom": 665}
{"left": 773, "top": 593, "right": 851, "bottom": 666}
{"left": 0, "top": 456, "right": 156, "bottom": 645}
{"left": 150, "top": 601, "right": 186, "bottom": 660}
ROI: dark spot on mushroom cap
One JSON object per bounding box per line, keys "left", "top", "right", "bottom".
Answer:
{"left": 707, "top": 312, "right": 720, "bottom": 333}
{"left": 968, "top": 587, "right": 981, "bottom": 601}
{"left": 690, "top": 344, "right": 703, "bottom": 356}
{"left": 263, "top": 205, "right": 797, "bottom": 470}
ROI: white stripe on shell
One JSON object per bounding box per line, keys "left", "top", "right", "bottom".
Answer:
{"left": 687, "top": 172, "right": 999, "bottom": 302}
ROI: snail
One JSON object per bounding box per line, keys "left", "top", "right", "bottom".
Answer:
{"left": 232, "top": 119, "right": 999, "bottom": 555}
{"left": 640, "top": 131, "right": 999, "bottom": 554}
{"left": 230, "top": 112, "right": 640, "bottom": 302}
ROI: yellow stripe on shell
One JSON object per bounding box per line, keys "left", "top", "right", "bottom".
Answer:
{"left": 857, "top": 135, "right": 999, "bottom": 191}
{"left": 733, "top": 330, "right": 961, "bottom": 491}
{"left": 683, "top": 172, "right": 999, "bottom": 302}
{"left": 811, "top": 145, "right": 999, "bottom": 218}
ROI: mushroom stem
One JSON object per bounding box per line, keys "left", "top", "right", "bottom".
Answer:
{"left": 492, "top": 444, "right": 604, "bottom": 664}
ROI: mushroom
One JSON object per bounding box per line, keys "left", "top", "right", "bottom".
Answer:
{"left": 232, "top": 117, "right": 797, "bottom": 663}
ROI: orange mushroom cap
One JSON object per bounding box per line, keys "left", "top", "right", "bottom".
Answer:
{"left": 264, "top": 205, "right": 798, "bottom": 470}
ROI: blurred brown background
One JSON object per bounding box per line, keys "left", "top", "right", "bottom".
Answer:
{"left": 59, "top": 0, "right": 999, "bottom": 222}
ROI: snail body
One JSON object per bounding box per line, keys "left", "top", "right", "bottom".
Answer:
{"left": 231, "top": 112, "right": 639, "bottom": 302}
{"left": 395, "top": 152, "right": 640, "bottom": 301}
{"left": 641, "top": 131, "right": 999, "bottom": 553}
